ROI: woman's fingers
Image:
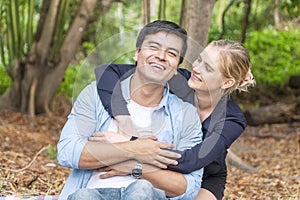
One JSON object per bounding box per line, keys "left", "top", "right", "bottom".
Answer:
{"left": 99, "top": 169, "right": 129, "bottom": 179}
{"left": 89, "top": 135, "right": 106, "bottom": 142}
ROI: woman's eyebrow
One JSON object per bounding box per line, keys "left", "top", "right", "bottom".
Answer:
{"left": 200, "top": 54, "right": 214, "bottom": 71}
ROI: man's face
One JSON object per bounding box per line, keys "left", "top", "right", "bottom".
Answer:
{"left": 133, "top": 31, "right": 183, "bottom": 85}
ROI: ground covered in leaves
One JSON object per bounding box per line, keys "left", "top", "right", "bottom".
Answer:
{"left": 0, "top": 96, "right": 299, "bottom": 199}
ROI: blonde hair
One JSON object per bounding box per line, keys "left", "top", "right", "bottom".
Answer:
{"left": 209, "top": 40, "right": 255, "bottom": 95}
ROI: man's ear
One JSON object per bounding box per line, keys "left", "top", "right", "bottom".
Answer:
{"left": 222, "top": 79, "right": 235, "bottom": 89}
{"left": 133, "top": 49, "right": 139, "bottom": 61}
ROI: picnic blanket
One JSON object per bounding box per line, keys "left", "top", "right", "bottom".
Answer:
{"left": 0, "top": 196, "right": 58, "bottom": 200}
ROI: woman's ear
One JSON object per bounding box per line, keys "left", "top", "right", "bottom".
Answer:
{"left": 222, "top": 79, "right": 235, "bottom": 90}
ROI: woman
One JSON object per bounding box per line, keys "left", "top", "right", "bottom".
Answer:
{"left": 94, "top": 39, "right": 255, "bottom": 199}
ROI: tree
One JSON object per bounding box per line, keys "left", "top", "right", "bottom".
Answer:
{"left": 180, "top": 0, "right": 217, "bottom": 46}
{"left": 0, "top": 0, "right": 115, "bottom": 115}
{"left": 142, "top": 0, "right": 150, "bottom": 24}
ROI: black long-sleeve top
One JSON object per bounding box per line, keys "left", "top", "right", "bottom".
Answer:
{"left": 95, "top": 64, "right": 247, "bottom": 175}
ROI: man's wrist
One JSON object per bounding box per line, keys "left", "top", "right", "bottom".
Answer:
{"left": 131, "top": 161, "right": 142, "bottom": 179}
{"left": 130, "top": 136, "right": 138, "bottom": 141}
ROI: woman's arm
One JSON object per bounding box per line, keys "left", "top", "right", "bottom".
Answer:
{"left": 95, "top": 64, "right": 246, "bottom": 174}
{"left": 95, "top": 64, "right": 135, "bottom": 117}
{"left": 168, "top": 98, "right": 247, "bottom": 173}
{"left": 95, "top": 64, "right": 193, "bottom": 135}
{"left": 95, "top": 65, "right": 193, "bottom": 117}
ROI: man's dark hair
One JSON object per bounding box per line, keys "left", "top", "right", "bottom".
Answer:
{"left": 136, "top": 20, "right": 187, "bottom": 65}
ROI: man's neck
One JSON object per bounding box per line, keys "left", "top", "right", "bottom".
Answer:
{"left": 130, "top": 76, "right": 164, "bottom": 107}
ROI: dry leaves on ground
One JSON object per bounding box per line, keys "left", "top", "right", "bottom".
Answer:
{"left": 0, "top": 106, "right": 299, "bottom": 199}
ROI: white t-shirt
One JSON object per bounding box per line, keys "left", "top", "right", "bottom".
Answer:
{"left": 86, "top": 100, "right": 156, "bottom": 189}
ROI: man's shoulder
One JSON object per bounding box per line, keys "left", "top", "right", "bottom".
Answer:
{"left": 167, "top": 93, "right": 197, "bottom": 113}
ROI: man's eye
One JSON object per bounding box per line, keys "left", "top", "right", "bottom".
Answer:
{"left": 150, "top": 45, "right": 159, "bottom": 50}
{"left": 168, "top": 51, "right": 178, "bottom": 57}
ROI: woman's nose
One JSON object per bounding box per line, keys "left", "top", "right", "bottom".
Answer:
{"left": 192, "top": 63, "right": 201, "bottom": 73}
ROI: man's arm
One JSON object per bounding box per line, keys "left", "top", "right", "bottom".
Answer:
{"left": 57, "top": 82, "right": 180, "bottom": 169}
{"left": 79, "top": 139, "right": 180, "bottom": 169}
{"left": 98, "top": 159, "right": 187, "bottom": 197}
{"left": 142, "top": 167, "right": 187, "bottom": 197}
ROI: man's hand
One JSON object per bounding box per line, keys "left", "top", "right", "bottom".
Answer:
{"left": 125, "top": 139, "right": 181, "bottom": 169}
{"left": 96, "top": 160, "right": 160, "bottom": 179}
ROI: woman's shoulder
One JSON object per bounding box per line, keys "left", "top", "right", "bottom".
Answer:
{"left": 226, "top": 97, "right": 244, "bottom": 115}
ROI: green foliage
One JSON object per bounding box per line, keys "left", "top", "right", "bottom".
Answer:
{"left": 0, "top": 66, "right": 11, "bottom": 95}
{"left": 276, "top": 0, "right": 300, "bottom": 19}
{"left": 57, "top": 64, "right": 79, "bottom": 98}
{"left": 245, "top": 27, "right": 300, "bottom": 87}
{"left": 47, "top": 144, "right": 58, "bottom": 159}
{"left": 0, "top": 0, "right": 41, "bottom": 69}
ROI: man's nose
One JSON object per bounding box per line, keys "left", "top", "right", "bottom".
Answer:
{"left": 156, "top": 49, "right": 167, "bottom": 60}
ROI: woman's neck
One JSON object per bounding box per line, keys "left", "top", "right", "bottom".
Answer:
{"left": 194, "top": 90, "right": 223, "bottom": 122}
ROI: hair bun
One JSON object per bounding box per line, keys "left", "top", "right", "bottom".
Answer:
{"left": 238, "top": 69, "right": 255, "bottom": 89}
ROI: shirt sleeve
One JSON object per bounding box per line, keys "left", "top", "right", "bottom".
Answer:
{"left": 168, "top": 97, "right": 247, "bottom": 174}
{"left": 95, "top": 64, "right": 135, "bottom": 117}
{"left": 169, "top": 102, "right": 203, "bottom": 200}
{"left": 168, "top": 169, "right": 203, "bottom": 200}
{"left": 57, "top": 82, "right": 100, "bottom": 168}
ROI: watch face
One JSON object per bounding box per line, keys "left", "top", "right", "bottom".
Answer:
{"left": 132, "top": 168, "right": 142, "bottom": 178}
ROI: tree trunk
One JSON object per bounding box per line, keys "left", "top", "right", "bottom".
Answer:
{"left": 288, "top": 75, "right": 300, "bottom": 89}
{"left": 226, "top": 149, "right": 257, "bottom": 173}
{"left": 0, "top": 0, "right": 114, "bottom": 114}
{"left": 218, "top": 0, "right": 235, "bottom": 40}
{"left": 240, "top": 0, "right": 251, "bottom": 43}
{"left": 245, "top": 102, "right": 300, "bottom": 126}
{"left": 158, "top": 0, "right": 166, "bottom": 19}
{"left": 274, "top": 0, "right": 280, "bottom": 28}
{"left": 142, "top": 0, "right": 151, "bottom": 25}
{"left": 180, "top": 0, "right": 217, "bottom": 46}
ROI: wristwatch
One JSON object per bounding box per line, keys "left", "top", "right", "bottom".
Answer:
{"left": 131, "top": 161, "right": 142, "bottom": 179}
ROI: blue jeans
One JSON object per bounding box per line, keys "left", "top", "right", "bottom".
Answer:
{"left": 67, "top": 180, "right": 167, "bottom": 200}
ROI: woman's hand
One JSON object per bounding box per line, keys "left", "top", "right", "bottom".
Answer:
{"left": 89, "top": 131, "right": 131, "bottom": 143}
{"left": 127, "top": 139, "right": 181, "bottom": 169}
{"left": 94, "top": 165, "right": 130, "bottom": 179}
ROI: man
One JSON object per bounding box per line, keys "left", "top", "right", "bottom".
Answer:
{"left": 57, "top": 20, "right": 203, "bottom": 200}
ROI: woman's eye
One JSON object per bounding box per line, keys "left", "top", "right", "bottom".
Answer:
{"left": 205, "top": 64, "right": 212, "bottom": 72}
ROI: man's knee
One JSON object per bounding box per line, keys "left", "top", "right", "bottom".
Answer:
{"left": 129, "top": 180, "right": 153, "bottom": 191}
{"left": 124, "top": 180, "right": 166, "bottom": 199}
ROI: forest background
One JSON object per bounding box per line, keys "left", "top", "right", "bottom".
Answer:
{"left": 0, "top": 0, "right": 299, "bottom": 199}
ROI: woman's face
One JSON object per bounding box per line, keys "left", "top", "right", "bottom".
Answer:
{"left": 188, "top": 45, "right": 224, "bottom": 93}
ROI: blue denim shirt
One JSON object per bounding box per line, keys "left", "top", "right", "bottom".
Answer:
{"left": 57, "top": 77, "right": 203, "bottom": 200}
